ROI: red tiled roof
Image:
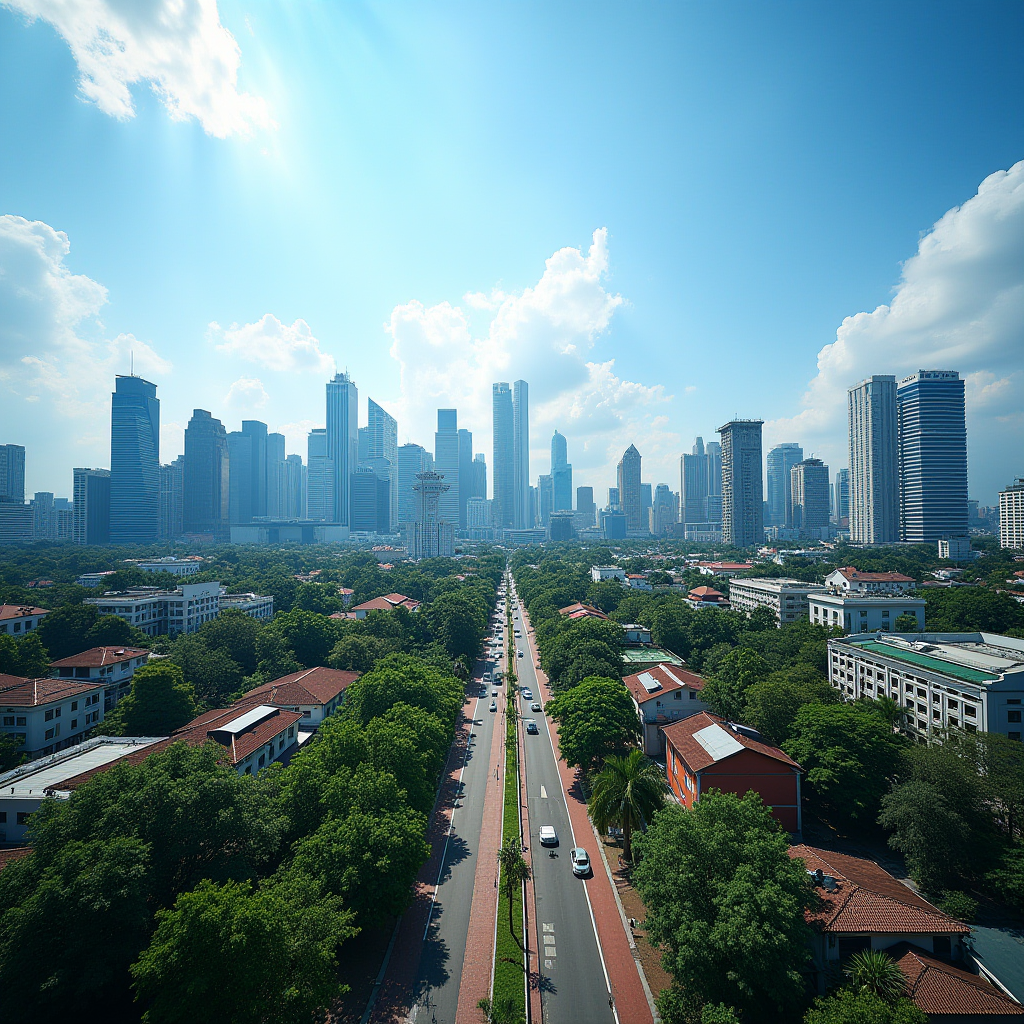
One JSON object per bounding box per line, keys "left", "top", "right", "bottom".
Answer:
{"left": 352, "top": 593, "right": 420, "bottom": 613}
{"left": 49, "top": 646, "right": 149, "bottom": 669}
{"left": 789, "top": 845, "right": 969, "bottom": 936}
{"left": 688, "top": 586, "right": 728, "bottom": 601}
{"left": 0, "top": 674, "right": 100, "bottom": 706}
{"left": 892, "top": 943, "right": 1024, "bottom": 1016}
{"left": 173, "top": 705, "right": 304, "bottom": 764}
{"left": 698, "top": 562, "right": 753, "bottom": 570}
{"left": 623, "top": 663, "right": 705, "bottom": 705}
{"left": 557, "top": 602, "right": 609, "bottom": 620}
{"left": 329, "top": 611, "right": 359, "bottom": 620}
{"left": 663, "top": 711, "right": 800, "bottom": 773}
{"left": 240, "top": 666, "right": 359, "bottom": 707}
{"left": 833, "top": 566, "right": 916, "bottom": 583}
{"left": 0, "top": 847, "right": 31, "bottom": 872}
{"left": 0, "top": 604, "right": 48, "bottom": 622}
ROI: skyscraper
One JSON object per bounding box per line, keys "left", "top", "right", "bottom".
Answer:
{"left": 680, "top": 438, "right": 709, "bottom": 525}
{"left": 897, "top": 370, "right": 968, "bottom": 542}
{"left": 551, "top": 430, "right": 573, "bottom": 511}
{"left": 366, "top": 398, "right": 398, "bottom": 530}
{"left": 790, "top": 458, "right": 830, "bottom": 532}
{"left": 159, "top": 457, "right": 183, "bottom": 540}
{"left": 651, "top": 483, "right": 677, "bottom": 536}
{"left": 326, "top": 372, "right": 358, "bottom": 527}
{"left": 492, "top": 383, "right": 514, "bottom": 530}
{"left": 617, "top": 444, "right": 643, "bottom": 532}
{"left": 834, "top": 468, "right": 850, "bottom": 527}
{"left": 266, "top": 432, "right": 287, "bottom": 518}
{"left": 397, "top": 443, "right": 430, "bottom": 526}
{"left": 513, "top": 380, "right": 530, "bottom": 529}
{"left": 575, "top": 486, "right": 596, "bottom": 527}
{"left": 471, "top": 453, "right": 487, "bottom": 502}
{"left": 458, "top": 428, "right": 474, "bottom": 529}
{"left": 0, "top": 444, "right": 25, "bottom": 502}
{"left": 73, "top": 468, "right": 111, "bottom": 544}
{"left": 434, "top": 409, "right": 460, "bottom": 526}
{"left": 848, "top": 375, "right": 898, "bottom": 544}
{"left": 706, "top": 440, "right": 723, "bottom": 523}
{"left": 228, "top": 420, "right": 269, "bottom": 525}
{"left": 183, "top": 410, "right": 229, "bottom": 539}
{"left": 766, "top": 443, "right": 804, "bottom": 527}
{"left": 110, "top": 375, "right": 160, "bottom": 543}
{"left": 306, "top": 428, "right": 334, "bottom": 521}
{"left": 718, "top": 420, "right": 764, "bottom": 548}
{"left": 538, "top": 474, "right": 553, "bottom": 526}
{"left": 283, "top": 454, "right": 306, "bottom": 519}
{"left": 405, "top": 470, "right": 454, "bottom": 558}
{"left": 350, "top": 467, "right": 390, "bottom": 532}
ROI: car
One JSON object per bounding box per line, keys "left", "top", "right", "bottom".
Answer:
{"left": 491, "top": 688, "right": 498, "bottom": 696}
{"left": 489, "top": 700, "right": 497, "bottom": 712}
{"left": 531, "top": 702, "right": 542, "bottom": 713}
{"left": 518, "top": 651, "right": 524, "bottom": 658}
{"left": 525, "top": 719, "right": 538, "bottom": 734}
{"left": 521, "top": 688, "right": 533, "bottom": 699}
{"left": 571, "top": 848, "right": 591, "bottom": 877}
{"left": 539, "top": 825, "right": 558, "bottom": 845}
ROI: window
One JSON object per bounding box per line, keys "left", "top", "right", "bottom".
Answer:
{"left": 0, "top": 812, "right": 5, "bottom": 823}
{"left": 1009, "top": 699, "right": 1022, "bottom": 705}
{"left": 54, "top": 707, "right": 61, "bottom": 718}
{"left": 288, "top": 726, "right": 295, "bottom": 738}
{"left": 258, "top": 754, "right": 266, "bottom": 767}
{"left": 45, "top": 728, "right": 54, "bottom": 740}
{"left": 2, "top": 717, "right": 12, "bottom": 727}
{"left": 71, "top": 719, "right": 78, "bottom": 729}
{"left": 1009, "top": 732, "right": 1021, "bottom": 742}
{"left": 674, "top": 691, "right": 681, "bottom": 700}
{"left": 1008, "top": 711, "right": 1022, "bottom": 723}
{"left": 45, "top": 709, "right": 53, "bottom": 722}
{"left": 71, "top": 701, "right": 78, "bottom": 711}
{"left": 16, "top": 813, "right": 29, "bottom": 826}
{"left": 965, "top": 705, "right": 977, "bottom": 718}
{"left": 689, "top": 691, "right": 696, "bottom": 700}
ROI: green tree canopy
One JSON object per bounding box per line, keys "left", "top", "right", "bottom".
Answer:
{"left": 803, "top": 988, "right": 926, "bottom": 1024}
{"left": 587, "top": 749, "right": 667, "bottom": 863}
{"left": 168, "top": 635, "right": 244, "bottom": 706}
{"left": 84, "top": 614, "right": 150, "bottom": 651}
{"left": 35, "top": 604, "right": 100, "bottom": 661}
{"left": 701, "top": 648, "right": 771, "bottom": 722}
{"left": 545, "top": 676, "right": 640, "bottom": 775}
{"left": 742, "top": 664, "right": 838, "bottom": 746}
{"left": 101, "top": 661, "right": 197, "bottom": 737}
{"left": 0, "top": 632, "right": 49, "bottom": 677}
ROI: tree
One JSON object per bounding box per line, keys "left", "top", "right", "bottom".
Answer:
{"left": 343, "top": 654, "right": 462, "bottom": 733}
{"left": 267, "top": 609, "right": 340, "bottom": 668}
{"left": 329, "top": 633, "right": 394, "bottom": 673}
{"left": 197, "top": 609, "right": 261, "bottom": 674}
{"left": 478, "top": 995, "right": 526, "bottom": 1024}
{"left": 845, "top": 949, "right": 907, "bottom": 1002}
{"left": 498, "top": 838, "right": 531, "bottom": 951}
{"left": 632, "top": 792, "right": 814, "bottom": 1022}
{"left": 804, "top": 989, "right": 926, "bottom": 1024}
{"left": 742, "top": 666, "right": 838, "bottom": 746}
{"left": 545, "top": 676, "right": 640, "bottom": 775}
{"left": 169, "top": 635, "right": 245, "bottom": 705}
{"left": 0, "top": 732, "right": 24, "bottom": 772}
{"left": 130, "top": 873, "right": 357, "bottom": 1024}
{"left": 35, "top": 604, "right": 99, "bottom": 661}
{"left": 84, "top": 615, "right": 149, "bottom": 651}
{"left": 588, "top": 749, "right": 667, "bottom": 863}
{"left": 701, "top": 648, "right": 770, "bottom": 722}
{"left": 427, "top": 590, "right": 487, "bottom": 663}
{"left": 0, "top": 633, "right": 49, "bottom": 677}
{"left": 101, "top": 662, "right": 197, "bottom": 737}
{"left": 893, "top": 613, "right": 919, "bottom": 632}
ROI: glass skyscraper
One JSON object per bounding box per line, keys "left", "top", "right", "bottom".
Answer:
{"left": 492, "top": 383, "right": 514, "bottom": 530}
{"left": 326, "top": 372, "right": 358, "bottom": 527}
{"left": 551, "top": 430, "right": 573, "bottom": 511}
{"left": 513, "top": 380, "right": 530, "bottom": 529}
{"left": 434, "top": 408, "right": 460, "bottom": 526}
{"left": 110, "top": 375, "right": 160, "bottom": 543}
{"left": 718, "top": 419, "right": 764, "bottom": 548}
{"left": 183, "top": 409, "right": 229, "bottom": 539}
{"left": 766, "top": 443, "right": 803, "bottom": 527}
{"left": 848, "top": 375, "right": 899, "bottom": 544}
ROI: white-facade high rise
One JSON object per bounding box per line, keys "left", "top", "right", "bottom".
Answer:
{"left": 492, "top": 383, "right": 515, "bottom": 530}
{"left": 434, "top": 409, "right": 460, "bottom": 526}
{"left": 848, "top": 375, "right": 898, "bottom": 544}
{"left": 1000, "top": 479, "right": 1024, "bottom": 550}
{"left": 397, "top": 443, "right": 431, "bottom": 526}
{"left": 766, "top": 443, "right": 803, "bottom": 527}
{"left": 326, "top": 372, "right": 358, "bottom": 527}
{"left": 513, "top": 380, "right": 530, "bottom": 529}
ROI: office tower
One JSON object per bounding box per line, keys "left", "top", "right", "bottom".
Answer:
{"left": 228, "top": 420, "right": 268, "bottom": 524}
{"left": 357, "top": 426, "right": 370, "bottom": 463}
{"left": 766, "top": 443, "right": 803, "bottom": 527}
{"left": 513, "top": 380, "right": 530, "bottom": 529}
{"left": 266, "top": 432, "right": 287, "bottom": 519}
{"left": 897, "top": 370, "right": 968, "bottom": 542}
{"left": 576, "top": 486, "right": 596, "bottom": 527}
{"left": 158, "top": 456, "right": 184, "bottom": 540}
{"left": 110, "top": 375, "right": 160, "bottom": 543}
{"left": 458, "top": 428, "right": 474, "bottom": 529}
{"left": 492, "top": 383, "right": 515, "bottom": 530}
{"left": 617, "top": 445, "right": 643, "bottom": 532}
{"left": 306, "top": 428, "right": 334, "bottom": 521}
{"left": 0, "top": 444, "right": 26, "bottom": 502}
{"left": 551, "top": 430, "right": 573, "bottom": 511}
{"left": 1000, "top": 479, "right": 1024, "bottom": 550}
{"left": 434, "top": 409, "right": 460, "bottom": 526}
{"left": 528, "top": 485, "right": 538, "bottom": 528}
{"left": 680, "top": 438, "right": 709, "bottom": 524}
{"left": 471, "top": 453, "right": 487, "bottom": 501}
{"left": 641, "top": 482, "right": 653, "bottom": 521}
{"left": 405, "top": 470, "right": 454, "bottom": 558}
{"left": 718, "top": 420, "right": 764, "bottom": 548}
{"left": 834, "top": 468, "right": 850, "bottom": 527}
{"left": 73, "top": 467, "right": 111, "bottom": 544}
{"left": 283, "top": 454, "right": 306, "bottom": 518}
{"left": 397, "top": 443, "right": 430, "bottom": 526}
{"left": 31, "top": 492, "right": 54, "bottom": 541}
{"left": 706, "top": 440, "right": 723, "bottom": 523}
{"left": 608, "top": 486, "right": 620, "bottom": 509}
{"left": 848, "top": 375, "right": 898, "bottom": 544}
{"left": 183, "top": 410, "right": 229, "bottom": 539}
{"left": 365, "top": 399, "right": 398, "bottom": 530}
{"left": 651, "top": 483, "right": 676, "bottom": 537}
{"left": 350, "top": 467, "right": 390, "bottom": 533}
{"left": 326, "top": 371, "right": 358, "bottom": 527}
{"left": 790, "top": 458, "right": 830, "bottom": 532}
{"left": 538, "top": 474, "right": 553, "bottom": 527}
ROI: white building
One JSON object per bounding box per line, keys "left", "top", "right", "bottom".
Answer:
{"left": 219, "top": 590, "right": 275, "bottom": 623}
{"left": 937, "top": 537, "right": 974, "bottom": 562}
{"left": 728, "top": 577, "right": 826, "bottom": 625}
{"left": 49, "top": 645, "right": 150, "bottom": 711}
{"left": 823, "top": 567, "right": 916, "bottom": 595}
{"left": 591, "top": 566, "right": 626, "bottom": 583}
{"left": 238, "top": 666, "right": 357, "bottom": 731}
{"left": 622, "top": 663, "right": 710, "bottom": 756}
{"left": 0, "top": 674, "right": 106, "bottom": 759}
{"left": 133, "top": 557, "right": 203, "bottom": 577}
{"left": 625, "top": 574, "right": 653, "bottom": 591}
{"left": 0, "top": 604, "right": 48, "bottom": 637}
{"left": 810, "top": 592, "right": 925, "bottom": 634}
{"left": 828, "top": 632, "right": 1024, "bottom": 741}
{"left": 1000, "top": 479, "right": 1024, "bottom": 550}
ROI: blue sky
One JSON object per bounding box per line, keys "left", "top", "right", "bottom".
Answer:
{"left": 1, "top": 1, "right": 1021, "bottom": 502}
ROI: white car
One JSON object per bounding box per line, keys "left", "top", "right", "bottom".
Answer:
{"left": 539, "top": 825, "right": 558, "bottom": 846}
{"left": 491, "top": 688, "right": 498, "bottom": 696}
{"left": 531, "top": 702, "right": 542, "bottom": 713}
{"left": 571, "top": 848, "right": 591, "bottom": 877}
{"left": 489, "top": 700, "right": 497, "bottom": 712}
{"left": 518, "top": 651, "right": 524, "bottom": 659}
{"left": 521, "top": 689, "right": 533, "bottom": 699}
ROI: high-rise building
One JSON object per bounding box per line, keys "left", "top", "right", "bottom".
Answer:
{"left": 641, "top": 482, "right": 653, "bottom": 523}
{"left": 617, "top": 445, "right": 643, "bottom": 533}
{"left": 471, "top": 453, "right": 487, "bottom": 502}
{"left": 365, "top": 399, "right": 398, "bottom": 530}
{"left": 467, "top": 496, "right": 492, "bottom": 529}
{"left": 73, "top": 467, "right": 111, "bottom": 545}
{"left": 538, "top": 474, "right": 553, "bottom": 527}
{"left": 834, "top": 468, "right": 850, "bottom": 527}
{"left": 718, "top": 420, "right": 764, "bottom": 548}
{"left": 404, "top": 470, "right": 454, "bottom": 558}
{"left": 228, "top": 420, "right": 269, "bottom": 525}
{"left": 650, "top": 483, "right": 677, "bottom": 536}
{"left": 848, "top": 375, "right": 898, "bottom": 544}
{"left": 766, "top": 443, "right": 803, "bottom": 527}
{"left": 706, "top": 440, "right": 723, "bottom": 523}
{"left": 350, "top": 467, "right": 391, "bottom": 533}
{"left": 576, "top": 486, "right": 596, "bottom": 527}
{"left": 326, "top": 372, "right": 358, "bottom": 527}
{"left": 897, "top": 370, "right": 968, "bottom": 543}
{"left": 551, "top": 430, "right": 573, "bottom": 511}
{"left": 397, "top": 443, "right": 430, "bottom": 526}
{"left": 183, "top": 410, "right": 229, "bottom": 539}
{"left": 0, "top": 444, "right": 26, "bottom": 502}
{"left": 791, "top": 458, "right": 830, "bottom": 532}
{"left": 159, "top": 456, "right": 184, "bottom": 540}
{"left": 266, "top": 432, "right": 287, "bottom": 519}
{"left": 31, "top": 492, "right": 54, "bottom": 541}
{"left": 492, "top": 383, "right": 515, "bottom": 530}
{"left": 999, "top": 479, "right": 1024, "bottom": 550}
{"left": 283, "top": 455, "right": 306, "bottom": 519}
{"left": 434, "top": 409, "right": 460, "bottom": 526}
{"left": 608, "top": 486, "right": 620, "bottom": 509}
{"left": 110, "top": 375, "right": 160, "bottom": 543}
{"left": 513, "top": 380, "right": 530, "bottom": 529}
{"left": 458, "top": 428, "right": 474, "bottom": 529}
{"left": 680, "top": 438, "right": 709, "bottom": 525}
{"left": 306, "top": 429, "right": 334, "bottom": 521}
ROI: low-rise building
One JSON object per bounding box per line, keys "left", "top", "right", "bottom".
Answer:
{"left": 590, "top": 566, "right": 626, "bottom": 583}
{"left": 938, "top": 537, "right": 974, "bottom": 562}
{"left": 557, "top": 602, "right": 609, "bottom": 621}
{"left": 49, "top": 646, "right": 150, "bottom": 711}
{"left": 828, "top": 632, "right": 1024, "bottom": 741}
{"left": 824, "top": 566, "right": 916, "bottom": 595}
{"left": 219, "top": 591, "right": 275, "bottom": 622}
{"left": 685, "top": 586, "right": 731, "bottom": 610}
{"left": 728, "top": 577, "right": 826, "bottom": 625}
{"left": 237, "top": 666, "right": 358, "bottom": 730}
{"left": 350, "top": 592, "right": 421, "bottom": 618}
{"left": 171, "top": 703, "right": 303, "bottom": 775}
{"left": 624, "top": 574, "right": 652, "bottom": 591}
{"left": 697, "top": 561, "right": 755, "bottom": 578}
{"left": 809, "top": 591, "right": 926, "bottom": 633}
{"left": 622, "top": 623, "right": 652, "bottom": 644}
{"left": 133, "top": 557, "right": 203, "bottom": 577}
{"left": 75, "top": 571, "right": 118, "bottom": 587}
{"left": 0, "top": 604, "right": 48, "bottom": 636}
{"left": 620, "top": 645, "right": 686, "bottom": 674}
{"left": 0, "top": 674, "right": 105, "bottom": 759}
{"left": 663, "top": 712, "right": 802, "bottom": 831}
{"left": 623, "top": 663, "right": 708, "bottom": 755}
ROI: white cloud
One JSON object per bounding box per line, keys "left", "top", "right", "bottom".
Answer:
{"left": 224, "top": 375, "right": 269, "bottom": 409}
{"left": 3, "top": 0, "right": 272, "bottom": 137}
{"left": 386, "top": 228, "right": 676, "bottom": 489}
{"left": 767, "top": 161, "right": 1024, "bottom": 501}
{"left": 211, "top": 314, "right": 336, "bottom": 375}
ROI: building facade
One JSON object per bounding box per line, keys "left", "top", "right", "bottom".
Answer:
{"left": 0, "top": 675, "right": 105, "bottom": 760}
{"left": 492, "top": 382, "right": 515, "bottom": 530}
{"left": 551, "top": 430, "right": 572, "bottom": 512}
{"left": 158, "top": 458, "right": 183, "bottom": 540}
{"left": 848, "top": 375, "right": 898, "bottom": 544}
{"left": 109, "top": 375, "right": 160, "bottom": 543}
{"left": 617, "top": 444, "right": 643, "bottom": 533}
{"left": 49, "top": 645, "right": 150, "bottom": 711}
{"left": 326, "top": 372, "right": 358, "bottom": 528}
{"left": 791, "top": 458, "right": 830, "bottom": 533}
{"left": 513, "top": 380, "right": 530, "bottom": 530}
{"left": 183, "top": 409, "right": 229, "bottom": 539}
{"left": 728, "top": 577, "right": 826, "bottom": 625}
{"left": 575, "top": 486, "right": 596, "bottom": 528}
{"left": 0, "top": 444, "right": 25, "bottom": 502}
{"left": 718, "top": 420, "right": 764, "bottom": 548}
{"left": 1000, "top": 479, "right": 1024, "bottom": 550}
{"left": 433, "top": 408, "right": 460, "bottom": 527}
{"left": 397, "top": 443, "right": 430, "bottom": 526}
{"left": 766, "top": 443, "right": 803, "bottom": 527}
{"left": 366, "top": 398, "right": 398, "bottom": 530}
{"left": 623, "top": 663, "right": 709, "bottom": 755}
{"left": 306, "top": 427, "right": 334, "bottom": 521}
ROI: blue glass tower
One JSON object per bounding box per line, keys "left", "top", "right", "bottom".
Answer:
{"left": 109, "top": 375, "right": 160, "bottom": 544}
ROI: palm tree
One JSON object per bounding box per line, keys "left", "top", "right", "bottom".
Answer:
{"left": 587, "top": 749, "right": 667, "bottom": 864}
{"left": 873, "top": 694, "right": 907, "bottom": 733}
{"left": 844, "top": 949, "right": 907, "bottom": 1003}
{"left": 497, "top": 838, "right": 531, "bottom": 951}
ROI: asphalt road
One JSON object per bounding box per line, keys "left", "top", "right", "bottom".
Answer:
{"left": 408, "top": 604, "right": 506, "bottom": 1024}
{"left": 511, "top": 590, "right": 617, "bottom": 1024}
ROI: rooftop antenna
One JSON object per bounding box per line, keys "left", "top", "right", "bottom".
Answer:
{"left": 130, "top": 349, "right": 134, "bottom": 376}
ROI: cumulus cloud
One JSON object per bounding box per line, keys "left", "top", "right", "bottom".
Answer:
{"left": 224, "top": 375, "right": 269, "bottom": 409}
{"left": 3, "top": 0, "right": 272, "bottom": 137}
{"left": 386, "top": 228, "right": 676, "bottom": 488}
{"left": 211, "top": 314, "right": 336, "bottom": 375}
{"left": 767, "top": 161, "right": 1024, "bottom": 500}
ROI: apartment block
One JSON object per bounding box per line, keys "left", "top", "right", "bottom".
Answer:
{"left": 728, "top": 577, "right": 826, "bottom": 625}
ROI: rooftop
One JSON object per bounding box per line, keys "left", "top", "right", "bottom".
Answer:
{"left": 0, "top": 604, "right": 48, "bottom": 622}
{"left": 239, "top": 666, "right": 359, "bottom": 707}
{"left": 175, "top": 704, "right": 304, "bottom": 763}
{"left": 831, "top": 566, "right": 916, "bottom": 583}
{"left": 351, "top": 593, "right": 420, "bottom": 613}
{"left": 662, "top": 711, "right": 800, "bottom": 773}
{"left": 557, "top": 602, "right": 609, "bottom": 620}
{"left": 623, "top": 663, "right": 705, "bottom": 704}
{"left": 49, "top": 646, "right": 149, "bottom": 669}
{"left": 620, "top": 646, "right": 685, "bottom": 666}
{"left": 0, "top": 674, "right": 101, "bottom": 707}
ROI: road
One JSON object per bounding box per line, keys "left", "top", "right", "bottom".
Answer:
{"left": 510, "top": 584, "right": 617, "bottom": 1024}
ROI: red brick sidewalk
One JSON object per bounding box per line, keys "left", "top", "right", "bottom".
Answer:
{"left": 521, "top": 612, "right": 656, "bottom": 1024}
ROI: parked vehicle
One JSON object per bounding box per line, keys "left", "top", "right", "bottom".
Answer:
{"left": 539, "top": 825, "right": 558, "bottom": 845}
{"left": 571, "top": 848, "right": 591, "bottom": 877}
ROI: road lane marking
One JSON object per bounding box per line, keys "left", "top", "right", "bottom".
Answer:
{"left": 543, "top": 923, "right": 554, "bottom": 931}
{"left": 540, "top": 786, "right": 547, "bottom": 798}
